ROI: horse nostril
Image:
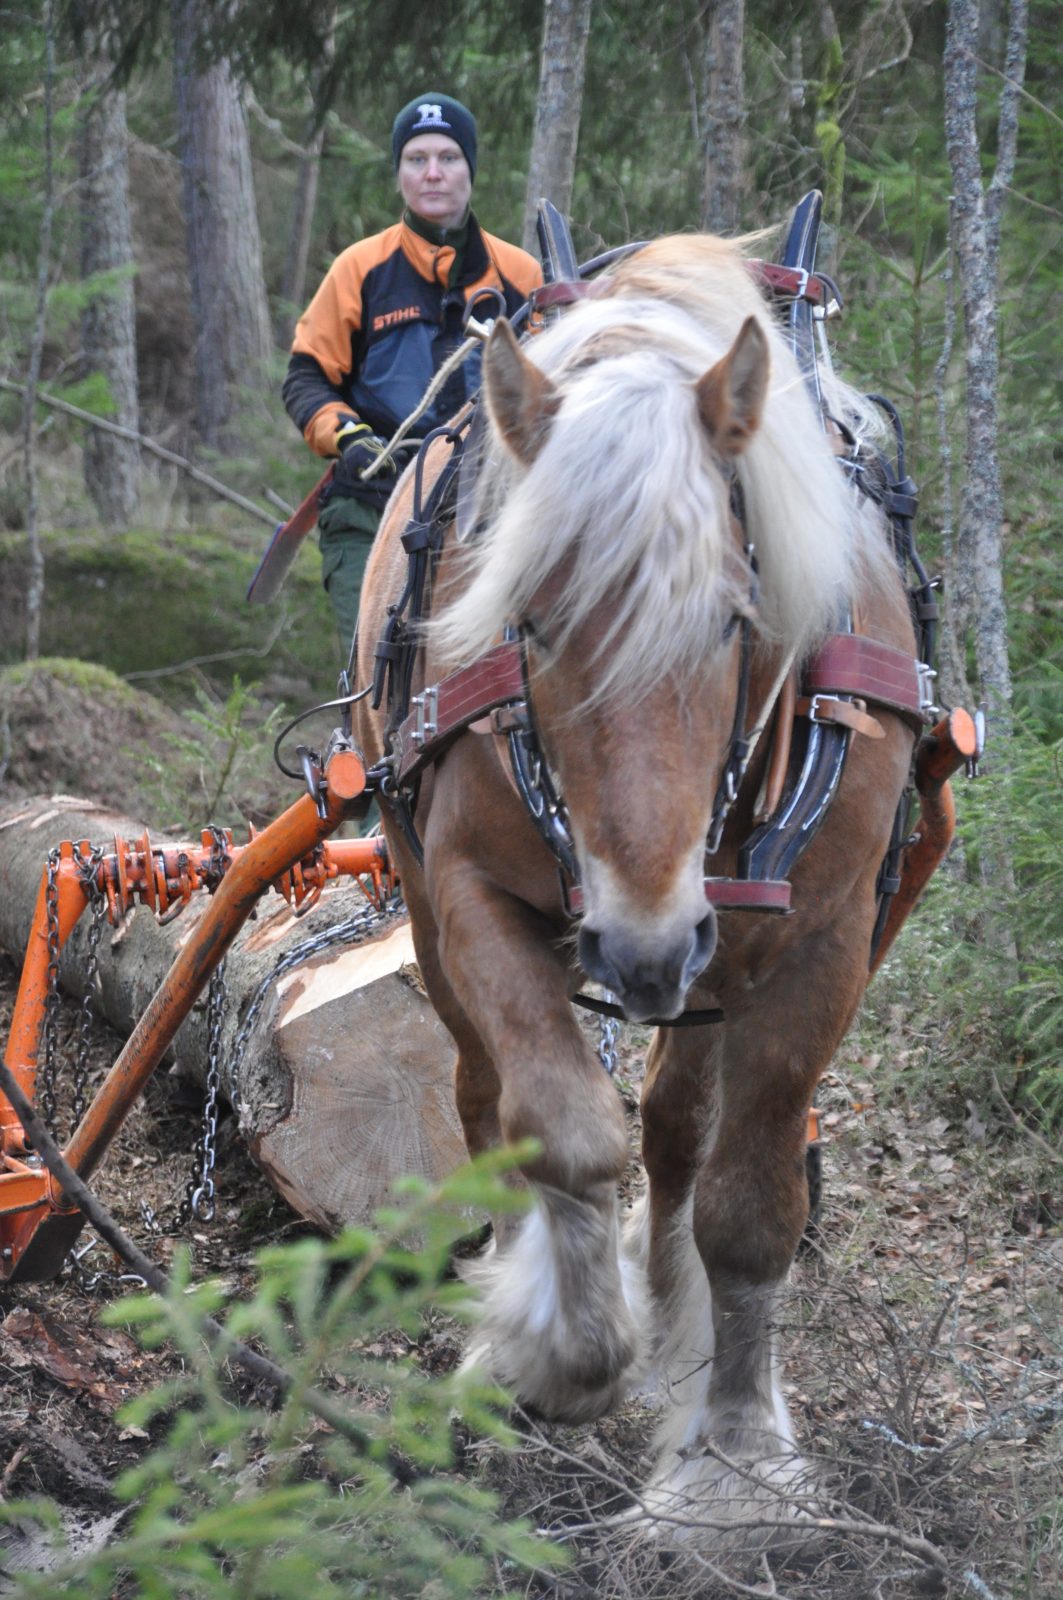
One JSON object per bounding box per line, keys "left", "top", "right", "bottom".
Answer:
{"left": 682, "top": 910, "right": 718, "bottom": 987}
{"left": 578, "top": 926, "right": 619, "bottom": 989}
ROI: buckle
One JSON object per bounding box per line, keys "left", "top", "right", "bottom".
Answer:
{"left": 411, "top": 686, "right": 439, "bottom": 749}
{"left": 916, "top": 662, "right": 939, "bottom": 720}
{"left": 806, "top": 693, "right": 828, "bottom": 725}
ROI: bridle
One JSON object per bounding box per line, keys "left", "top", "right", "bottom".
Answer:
{"left": 505, "top": 536, "right": 764, "bottom": 896}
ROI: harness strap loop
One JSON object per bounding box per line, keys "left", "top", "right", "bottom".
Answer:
{"left": 805, "top": 634, "right": 931, "bottom": 732}
{"left": 391, "top": 641, "right": 525, "bottom": 787}
{"left": 796, "top": 695, "right": 885, "bottom": 740}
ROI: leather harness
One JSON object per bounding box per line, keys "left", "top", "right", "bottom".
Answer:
{"left": 368, "top": 217, "right": 939, "bottom": 993}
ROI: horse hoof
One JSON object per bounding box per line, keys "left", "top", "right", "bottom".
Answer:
{"left": 460, "top": 1336, "right": 642, "bottom": 1425}
{"left": 635, "top": 1445, "right": 820, "bottom": 1557}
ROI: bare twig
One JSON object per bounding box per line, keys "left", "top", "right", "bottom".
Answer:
{"left": 121, "top": 615, "right": 287, "bottom": 683}
{"left": 263, "top": 486, "right": 295, "bottom": 517}
{"left": 0, "top": 377, "right": 278, "bottom": 527}
{"left": 989, "top": 1070, "right": 1063, "bottom": 1166}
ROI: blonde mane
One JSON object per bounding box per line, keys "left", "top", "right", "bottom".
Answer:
{"left": 432, "top": 233, "right": 887, "bottom": 701}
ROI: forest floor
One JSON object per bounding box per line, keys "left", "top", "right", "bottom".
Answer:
{"left": 0, "top": 677, "right": 1061, "bottom": 1598}
{"left": 1, "top": 945, "right": 1061, "bottom": 1599}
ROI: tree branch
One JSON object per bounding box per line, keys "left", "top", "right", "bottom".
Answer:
{"left": 0, "top": 377, "right": 278, "bottom": 526}
{"left": 986, "top": 0, "right": 1029, "bottom": 256}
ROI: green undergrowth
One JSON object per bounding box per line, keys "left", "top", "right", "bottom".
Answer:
{"left": 0, "top": 521, "right": 338, "bottom": 712}
{"left": 854, "top": 690, "right": 1063, "bottom": 1130}
{"left": 0, "top": 1149, "right": 562, "bottom": 1599}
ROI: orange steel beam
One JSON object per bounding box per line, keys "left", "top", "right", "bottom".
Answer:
{"left": 2, "top": 846, "right": 89, "bottom": 1158}
{"left": 1, "top": 745, "right": 387, "bottom": 1283}
{"left": 869, "top": 707, "right": 978, "bottom": 978}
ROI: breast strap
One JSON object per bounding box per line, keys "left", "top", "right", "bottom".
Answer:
{"left": 389, "top": 633, "right": 929, "bottom": 794}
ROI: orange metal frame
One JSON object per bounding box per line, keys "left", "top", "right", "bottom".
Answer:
{"left": 0, "top": 710, "right": 975, "bottom": 1286}
{"left": 0, "top": 744, "right": 393, "bottom": 1284}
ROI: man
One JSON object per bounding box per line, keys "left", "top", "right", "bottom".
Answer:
{"left": 283, "top": 93, "right": 543, "bottom": 645}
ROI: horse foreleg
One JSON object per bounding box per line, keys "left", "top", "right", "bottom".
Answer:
{"left": 436, "top": 882, "right": 649, "bottom": 1422}
{"left": 640, "top": 972, "right": 856, "bottom": 1549}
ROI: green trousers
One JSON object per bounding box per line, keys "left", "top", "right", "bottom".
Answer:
{"left": 317, "top": 494, "right": 382, "bottom": 652}
{"left": 317, "top": 494, "right": 383, "bottom": 834}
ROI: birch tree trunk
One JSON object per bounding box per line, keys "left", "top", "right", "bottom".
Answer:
{"left": 521, "top": 0, "right": 594, "bottom": 253}
{"left": 942, "top": 0, "right": 1027, "bottom": 726}
{"left": 942, "top": 0, "right": 1027, "bottom": 946}
{"left": 699, "top": 0, "right": 746, "bottom": 234}
{"left": 78, "top": 60, "right": 140, "bottom": 526}
{"left": 171, "top": 0, "right": 272, "bottom": 450}
{"left": 276, "top": 5, "right": 336, "bottom": 347}
{"left": 22, "top": 0, "right": 57, "bottom": 663}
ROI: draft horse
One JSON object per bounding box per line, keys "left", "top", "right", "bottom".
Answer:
{"left": 354, "top": 232, "right": 922, "bottom": 1541}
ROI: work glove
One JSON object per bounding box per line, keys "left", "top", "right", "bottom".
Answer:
{"left": 330, "top": 421, "right": 399, "bottom": 512}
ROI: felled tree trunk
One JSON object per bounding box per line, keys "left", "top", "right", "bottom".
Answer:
{"left": 0, "top": 796, "right": 466, "bottom": 1232}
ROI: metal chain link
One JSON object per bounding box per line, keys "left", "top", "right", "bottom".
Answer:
{"left": 139, "top": 891, "right": 404, "bottom": 1240}
{"left": 71, "top": 844, "right": 106, "bottom": 1136}
{"left": 38, "top": 847, "right": 62, "bottom": 1135}
{"left": 597, "top": 990, "right": 621, "bottom": 1077}
{"left": 224, "top": 894, "right": 404, "bottom": 1119}
{"left": 184, "top": 960, "right": 227, "bottom": 1224}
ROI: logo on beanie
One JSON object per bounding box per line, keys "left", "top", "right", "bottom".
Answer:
{"left": 415, "top": 103, "right": 449, "bottom": 128}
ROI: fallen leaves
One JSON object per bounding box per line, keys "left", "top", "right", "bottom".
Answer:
{"left": 0, "top": 1308, "right": 138, "bottom": 1409}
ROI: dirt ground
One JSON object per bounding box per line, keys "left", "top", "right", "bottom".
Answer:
{"left": 0, "top": 684, "right": 1061, "bottom": 1596}
{"left": 1, "top": 938, "right": 1061, "bottom": 1598}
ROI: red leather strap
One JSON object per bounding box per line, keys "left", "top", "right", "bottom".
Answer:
{"left": 530, "top": 263, "right": 835, "bottom": 315}
{"left": 805, "top": 635, "right": 928, "bottom": 731}
{"left": 393, "top": 641, "right": 525, "bottom": 786}
{"left": 529, "top": 280, "right": 600, "bottom": 312}
{"left": 750, "top": 261, "right": 835, "bottom": 307}
{"left": 704, "top": 877, "right": 792, "bottom": 912}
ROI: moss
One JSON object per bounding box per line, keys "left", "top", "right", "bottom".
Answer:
{"left": 0, "top": 657, "right": 139, "bottom": 702}
{"left": 0, "top": 524, "right": 338, "bottom": 710}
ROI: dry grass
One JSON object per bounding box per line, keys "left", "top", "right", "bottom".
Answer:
{"left": 465, "top": 1060, "right": 1063, "bottom": 1600}
{"left": 2, "top": 958, "right": 1061, "bottom": 1598}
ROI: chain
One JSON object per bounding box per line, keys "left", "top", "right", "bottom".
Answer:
{"left": 71, "top": 844, "right": 106, "bottom": 1136}
{"left": 180, "top": 960, "right": 228, "bottom": 1225}
{"left": 225, "top": 895, "right": 404, "bottom": 1118}
{"left": 597, "top": 990, "right": 621, "bottom": 1077}
{"left": 38, "top": 847, "right": 62, "bottom": 1135}
{"left": 140, "top": 891, "right": 404, "bottom": 1241}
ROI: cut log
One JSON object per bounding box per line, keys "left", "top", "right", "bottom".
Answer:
{"left": 0, "top": 795, "right": 466, "bottom": 1230}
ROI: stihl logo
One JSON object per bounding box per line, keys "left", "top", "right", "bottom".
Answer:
{"left": 372, "top": 305, "right": 422, "bottom": 332}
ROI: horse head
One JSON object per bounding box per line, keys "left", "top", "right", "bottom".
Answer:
{"left": 472, "top": 312, "right": 771, "bottom": 1021}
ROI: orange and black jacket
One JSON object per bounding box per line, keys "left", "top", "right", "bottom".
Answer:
{"left": 283, "top": 212, "right": 542, "bottom": 458}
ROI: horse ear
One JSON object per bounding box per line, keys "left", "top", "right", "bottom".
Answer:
{"left": 694, "top": 315, "right": 770, "bottom": 456}
{"left": 483, "top": 318, "right": 560, "bottom": 465}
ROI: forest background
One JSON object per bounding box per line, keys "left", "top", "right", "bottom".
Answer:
{"left": 0, "top": 2, "right": 1061, "bottom": 1594}
{"left": 2, "top": 0, "right": 1058, "bottom": 1115}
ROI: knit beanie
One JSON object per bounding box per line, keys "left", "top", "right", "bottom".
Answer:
{"left": 391, "top": 94, "right": 477, "bottom": 179}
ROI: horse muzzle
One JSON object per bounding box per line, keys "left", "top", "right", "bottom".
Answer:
{"left": 578, "top": 908, "right": 718, "bottom": 1024}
